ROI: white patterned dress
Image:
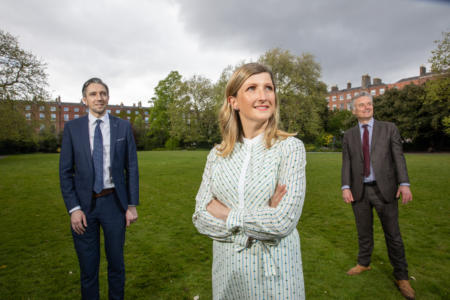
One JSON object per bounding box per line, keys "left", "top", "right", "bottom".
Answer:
{"left": 193, "top": 134, "right": 306, "bottom": 300}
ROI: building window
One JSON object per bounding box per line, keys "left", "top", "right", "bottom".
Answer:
{"left": 135, "top": 111, "right": 139, "bottom": 115}
{"left": 116, "top": 110, "right": 120, "bottom": 114}
{"left": 332, "top": 96, "right": 336, "bottom": 101}
{"left": 127, "top": 110, "right": 131, "bottom": 114}
{"left": 25, "top": 105, "right": 31, "bottom": 110}
{"left": 39, "top": 106, "right": 45, "bottom": 111}
{"left": 74, "top": 107, "right": 79, "bottom": 112}
{"left": 332, "top": 104, "right": 337, "bottom": 110}
{"left": 339, "top": 95, "right": 344, "bottom": 101}
{"left": 50, "top": 106, "right": 56, "bottom": 111}
{"left": 347, "top": 103, "right": 352, "bottom": 110}
{"left": 74, "top": 114, "right": 79, "bottom": 119}
{"left": 354, "top": 92, "right": 359, "bottom": 97}
{"left": 346, "top": 93, "right": 351, "bottom": 100}
{"left": 371, "top": 90, "right": 376, "bottom": 95}
{"left": 107, "top": 109, "right": 111, "bottom": 114}
{"left": 64, "top": 114, "right": 69, "bottom": 121}
{"left": 39, "top": 113, "right": 45, "bottom": 119}
{"left": 64, "top": 107, "right": 69, "bottom": 112}
{"left": 380, "top": 88, "right": 385, "bottom": 95}
{"left": 144, "top": 111, "right": 149, "bottom": 115}
{"left": 51, "top": 113, "right": 56, "bottom": 121}
{"left": 39, "top": 124, "right": 45, "bottom": 131}
{"left": 340, "top": 103, "right": 344, "bottom": 110}
{"left": 145, "top": 117, "right": 149, "bottom": 123}
{"left": 25, "top": 113, "right": 31, "bottom": 120}
{"left": 127, "top": 116, "right": 131, "bottom": 120}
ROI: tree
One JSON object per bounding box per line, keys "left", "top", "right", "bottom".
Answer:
{"left": 0, "top": 100, "right": 36, "bottom": 154}
{"left": 374, "top": 84, "right": 449, "bottom": 150}
{"left": 426, "top": 31, "right": 450, "bottom": 137}
{"left": 148, "top": 71, "right": 183, "bottom": 148}
{"left": 0, "top": 30, "right": 49, "bottom": 100}
{"left": 258, "top": 48, "right": 328, "bottom": 142}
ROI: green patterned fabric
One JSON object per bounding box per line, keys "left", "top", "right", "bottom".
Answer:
{"left": 193, "top": 134, "right": 306, "bottom": 299}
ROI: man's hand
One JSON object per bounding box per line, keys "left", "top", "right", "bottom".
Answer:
{"left": 126, "top": 206, "right": 138, "bottom": 227}
{"left": 207, "top": 198, "right": 230, "bottom": 221}
{"left": 71, "top": 210, "right": 87, "bottom": 235}
{"left": 269, "top": 184, "right": 287, "bottom": 208}
{"left": 343, "top": 188, "right": 354, "bottom": 203}
{"left": 396, "top": 186, "right": 413, "bottom": 204}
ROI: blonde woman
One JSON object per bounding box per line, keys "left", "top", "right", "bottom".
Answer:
{"left": 193, "top": 63, "right": 306, "bottom": 299}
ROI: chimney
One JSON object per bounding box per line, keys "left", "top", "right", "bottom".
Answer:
{"left": 347, "top": 82, "right": 352, "bottom": 89}
{"left": 361, "top": 74, "right": 371, "bottom": 89}
{"left": 120, "top": 102, "right": 123, "bottom": 107}
{"left": 420, "top": 66, "right": 426, "bottom": 76}
{"left": 133, "top": 103, "right": 136, "bottom": 107}
{"left": 373, "top": 78, "right": 382, "bottom": 85}
{"left": 138, "top": 101, "right": 142, "bottom": 108}
{"left": 331, "top": 85, "right": 339, "bottom": 92}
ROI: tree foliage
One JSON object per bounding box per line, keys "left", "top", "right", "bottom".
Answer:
{"left": 374, "top": 84, "right": 449, "bottom": 150}
{"left": 0, "top": 30, "right": 49, "bottom": 100}
{"left": 429, "top": 31, "right": 449, "bottom": 74}
{"left": 258, "top": 48, "right": 328, "bottom": 142}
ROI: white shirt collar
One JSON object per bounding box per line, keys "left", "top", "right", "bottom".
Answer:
{"left": 88, "top": 112, "right": 109, "bottom": 125}
{"left": 243, "top": 132, "right": 264, "bottom": 146}
{"left": 358, "top": 117, "right": 374, "bottom": 128}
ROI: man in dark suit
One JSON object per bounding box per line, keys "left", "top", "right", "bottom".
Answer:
{"left": 341, "top": 92, "right": 415, "bottom": 300}
{"left": 60, "top": 78, "right": 139, "bottom": 300}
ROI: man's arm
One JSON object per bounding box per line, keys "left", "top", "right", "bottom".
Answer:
{"left": 341, "top": 132, "right": 354, "bottom": 203}
{"left": 59, "top": 124, "right": 80, "bottom": 213}
{"left": 390, "top": 124, "right": 413, "bottom": 204}
{"left": 125, "top": 122, "right": 139, "bottom": 225}
{"left": 59, "top": 124, "right": 88, "bottom": 234}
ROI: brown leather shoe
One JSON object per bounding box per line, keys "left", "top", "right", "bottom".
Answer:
{"left": 395, "top": 280, "right": 415, "bottom": 300}
{"left": 346, "top": 264, "right": 371, "bottom": 275}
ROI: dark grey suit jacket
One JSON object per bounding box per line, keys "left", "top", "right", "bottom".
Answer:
{"left": 341, "top": 120, "right": 409, "bottom": 202}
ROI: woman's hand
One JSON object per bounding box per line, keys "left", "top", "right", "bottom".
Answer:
{"left": 207, "top": 198, "right": 231, "bottom": 221}
{"left": 269, "top": 184, "right": 287, "bottom": 208}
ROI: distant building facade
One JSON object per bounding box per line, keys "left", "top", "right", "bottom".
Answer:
{"left": 18, "top": 97, "right": 150, "bottom": 134}
{"left": 326, "top": 66, "right": 435, "bottom": 111}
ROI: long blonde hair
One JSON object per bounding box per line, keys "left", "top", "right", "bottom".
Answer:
{"left": 217, "top": 63, "right": 295, "bottom": 157}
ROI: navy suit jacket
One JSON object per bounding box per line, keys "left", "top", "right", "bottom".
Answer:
{"left": 59, "top": 114, "right": 139, "bottom": 213}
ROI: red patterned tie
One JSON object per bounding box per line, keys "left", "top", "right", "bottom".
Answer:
{"left": 362, "top": 124, "right": 370, "bottom": 177}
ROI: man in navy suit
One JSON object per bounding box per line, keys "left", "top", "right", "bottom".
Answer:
{"left": 60, "top": 78, "right": 139, "bottom": 300}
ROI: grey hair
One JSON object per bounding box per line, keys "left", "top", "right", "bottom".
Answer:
{"left": 351, "top": 91, "right": 373, "bottom": 107}
{"left": 82, "top": 78, "right": 109, "bottom": 97}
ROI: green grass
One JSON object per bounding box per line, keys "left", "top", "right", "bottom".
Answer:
{"left": 0, "top": 152, "right": 448, "bottom": 299}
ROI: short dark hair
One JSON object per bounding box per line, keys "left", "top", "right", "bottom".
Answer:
{"left": 82, "top": 78, "right": 109, "bottom": 97}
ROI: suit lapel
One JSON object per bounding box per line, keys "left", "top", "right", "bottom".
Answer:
{"left": 81, "top": 115, "right": 93, "bottom": 169}
{"left": 109, "top": 114, "right": 118, "bottom": 166}
{"left": 371, "top": 119, "right": 379, "bottom": 154}
{"left": 352, "top": 124, "right": 363, "bottom": 161}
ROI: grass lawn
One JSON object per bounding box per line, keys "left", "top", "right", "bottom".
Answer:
{"left": 0, "top": 151, "right": 448, "bottom": 299}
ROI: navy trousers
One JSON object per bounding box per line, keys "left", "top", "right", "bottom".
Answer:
{"left": 72, "top": 193, "right": 126, "bottom": 300}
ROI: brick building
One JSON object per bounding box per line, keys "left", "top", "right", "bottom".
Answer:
{"left": 20, "top": 97, "right": 150, "bottom": 134}
{"left": 326, "top": 66, "right": 435, "bottom": 111}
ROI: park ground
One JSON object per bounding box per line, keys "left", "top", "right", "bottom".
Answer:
{"left": 0, "top": 151, "right": 449, "bottom": 299}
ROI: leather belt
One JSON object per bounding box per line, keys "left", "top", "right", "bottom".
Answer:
{"left": 93, "top": 188, "right": 115, "bottom": 198}
{"left": 364, "top": 181, "right": 377, "bottom": 186}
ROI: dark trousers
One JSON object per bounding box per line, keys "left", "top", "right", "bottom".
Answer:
{"left": 72, "top": 193, "right": 126, "bottom": 300}
{"left": 352, "top": 184, "right": 409, "bottom": 280}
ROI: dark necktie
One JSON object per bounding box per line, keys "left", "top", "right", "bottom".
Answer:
{"left": 362, "top": 124, "right": 370, "bottom": 177}
{"left": 93, "top": 119, "right": 103, "bottom": 193}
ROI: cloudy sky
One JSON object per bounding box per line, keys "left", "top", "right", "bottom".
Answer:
{"left": 1, "top": 0, "right": 449, "bottom": 106}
